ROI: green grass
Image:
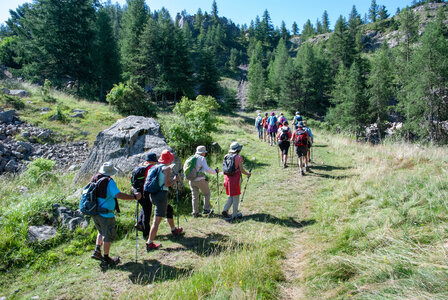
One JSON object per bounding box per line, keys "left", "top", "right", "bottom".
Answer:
{"left": 0, "top": 107, "right": 447, "bottom": 299}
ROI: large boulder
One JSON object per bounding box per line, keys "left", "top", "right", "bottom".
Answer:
{"left": 73, "top": 116, "right": 182, "bottom": 183}
{"left": 28, "top": 225, "right": 57, "bottom": 242}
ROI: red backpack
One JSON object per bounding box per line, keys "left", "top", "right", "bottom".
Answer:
{"left": 294, "top": 129, "right": 308, "bottom": 147}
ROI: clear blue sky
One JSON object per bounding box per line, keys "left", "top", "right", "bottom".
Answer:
{"left": 1, "top": 0, "right": 413, "bottom": 30}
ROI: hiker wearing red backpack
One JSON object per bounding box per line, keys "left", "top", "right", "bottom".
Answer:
{"left": 222, "top": 142, "right": 251, "bottom": 220}
{"left": 261, "top": 112, "right": 269, "bottom": 142}
{"left": 267, "top": 112, "right": 278, "bottom": 146}
{"left": 277, "top": 120, "right": 292, "bottom": 168}
{"left": 291, "top": 122, "right": 310, "bottom": 176}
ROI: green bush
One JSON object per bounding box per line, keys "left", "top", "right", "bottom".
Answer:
{"left": 0, "top": 93, "right": 25, "bottom": 110}
{"left": 106, "top": 80, "right": 156, "bottom": 117}
{"left": 166, "top": 95, "right": 219, "bottom": 156}
{"left": 41, "top": 79, "right": 56, "bottom": 103}
{"left": 24, "top": 158, "right": 56, "bottom": 184}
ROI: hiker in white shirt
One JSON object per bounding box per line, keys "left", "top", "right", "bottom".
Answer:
{"left": 189, "top": 146, "right": 218, "bottom": 217}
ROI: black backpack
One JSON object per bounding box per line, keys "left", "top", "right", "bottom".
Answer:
{"left": 280, "top": 128, "right": 290, "bottom": 142}
{"left": 222, "top": 154, "right": 237, "bottom": 175}
{"left": 130, "top": 165, "right": 149, "bottom": 192}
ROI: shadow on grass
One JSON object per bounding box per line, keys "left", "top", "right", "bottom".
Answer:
{"left": 237, "top": 213, "right": 316, "bottom": 228}
{"left": 115, "top": 259, "right": 192, "bottom": 284}
{"left": 311, "top": 144, "right": 328, "bottom": 148}
{"left": 306, "top": 169, "right": 353, "bottom": 180}
{"left": 159, "top": 232, "right": 241, "bottom": 257}
{"left": 310, "top": 165, "right": 350, "bottom": 171}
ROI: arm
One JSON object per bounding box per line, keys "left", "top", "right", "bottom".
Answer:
{"left": 237, "top": 156, "right": 251, "bottom": 177}
{"left": 163, "top": 167, "right": 178, "bottom": 187}
{"left": 115, "top": 192, "right": 142, "bottom": 200}
{"left": 199, "top": 156, "right": 217, "bottom": 175}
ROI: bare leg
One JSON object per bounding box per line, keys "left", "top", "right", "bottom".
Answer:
{"left": 147, "top": 216, "right": 162, "bottom": 243}
{"left": 103, "top": 242, "right": 111, "bottom": 255}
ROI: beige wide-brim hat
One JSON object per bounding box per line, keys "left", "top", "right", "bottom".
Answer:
{"left": 229, "top": 142, "right": 243, "bottom": 153}
{"left": 99, "top": 162, "right": 118, "bottom": 177}
{"left": 195, "top": 145, "right": 207, "bottom": 155}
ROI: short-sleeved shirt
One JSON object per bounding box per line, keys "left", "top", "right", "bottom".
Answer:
{"left": 262, "top": 117, "right": 268, "bottom": 129}
{"left": 97, "top": 179, "right": 121, "bottom": 218}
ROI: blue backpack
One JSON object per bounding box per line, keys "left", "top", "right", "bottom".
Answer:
{"left": 269, "top": 116, "right": 277, "bottom": 126}
{"left": 144, "top": 165, "right": 164, "bottom": 193}
{"left": 79, "top": 177, "right": 112, "bottom": 215}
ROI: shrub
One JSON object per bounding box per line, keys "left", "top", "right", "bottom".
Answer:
{"left": 24, "top": 158, "right": 56, "bottom": 184}
{"left": 0, "top": 93, "right": 25, "bottom": 110}
{"left": 106, "top": 80, "right": 156, "bottom": 117}
{"left": 167, "top": 95, "right": 219, "bottom": 155}
{"left": 41, "top": 79, "right": 56, "bottom": 103}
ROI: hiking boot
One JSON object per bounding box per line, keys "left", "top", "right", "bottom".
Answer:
{"left": 203, "top": 209, "right": 213, "bottom": 215}
{"left": 134, "top": 222, "right": 144, "bottom": 232}
{"left": 146, "top": 242, "right": 162, "bottom": 252}
{"left": 171, "top": 227, "right": 183, "bottom": 236}
{"left": 101, "top": 256, "right": 120, "bottom": 267}
{"left": 90, "top": 250, "right": 103, "bottom": 261}
{"left": 306, "top": 166, "right": 310, "bottom": 172}
{"left": 301, "top": 170, "right": 305, "bottom": 176}
{"left": 222, "top": 210, "right": 230, "bottom": 218}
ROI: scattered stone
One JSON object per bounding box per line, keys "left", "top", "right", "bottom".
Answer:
{"left": 21, "top": 131, "right": 31, "bottom": 138}
{"left": 28, "top": 225, "right": 57, "bottom": 242}
{"left": 1, "top": 88, "right": 10, "bottom": 94}
{"left": 41, "top": 107, "right": 51, "bottom": 112}
{"left": 4, "top": 160, "right": 18, "bottom": 172}
{"left": 210, "top": 142, "right": 221, "bottom": 153}
{"left": 70, "top": 113, "right": 84, "bottom": 118}
{"left": 9, "top": 90, "right": 30, "bottom": 97}
{"left": 37, "top": 130, "right": 50, "bottom": 140}
{"left": 0, "top": 110, "right": 16, "bottom": 123}
{"left": 53, "top": 204, "right": 88, "bottom": 231}
{"left": 68, "top": 164, "right": 80, "bottom": 172}
{"left": 71, "top": 109, "right": 88, "bottom": 114}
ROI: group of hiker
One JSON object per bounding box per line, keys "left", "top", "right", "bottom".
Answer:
{"left": 255, "top": 111, "right": 313, "bottom": 175}
{"left": 85, "top": 142, "right": 251, "bottom": 267}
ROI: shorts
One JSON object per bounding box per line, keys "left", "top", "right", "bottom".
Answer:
{"left": 295, "top": 146, "right": 307, "bottom": 157}
{"left": 92, "top": 215, "right": 116, "bottom": 242}
{"left": 278, "top": 141, "right": 290, "bottom": 155}
{"left": 150, "top": 191, "right": 174, "bottom": 218}
{"left": 263, "top": 127, "right": 268, "bottom": 133}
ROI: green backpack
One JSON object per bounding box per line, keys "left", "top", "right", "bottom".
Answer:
{"left": 183, "top": 155, "right": 199, "bottom": 180}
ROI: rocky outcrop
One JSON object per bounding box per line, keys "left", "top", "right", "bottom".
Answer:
{"left": 74, "top": 116, "right": 182, "bottom": 182}
{"left": 28, "top": 225, "right": 57, "bottom": 243}
{"left": 53, "top": 203, "right": 88, "bottom": 231}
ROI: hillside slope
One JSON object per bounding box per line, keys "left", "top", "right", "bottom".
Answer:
{"left": 1, "top": 110, "right": 447, "bottom": 299}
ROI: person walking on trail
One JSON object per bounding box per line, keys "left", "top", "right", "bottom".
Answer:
{"left": 291, "top": 122, "right": 310, "bottom": 176}
{"left": 262, "top": 112, "right": 269, "bottom": 142}
{"left": 303, "top": 120, "right": 314, "bottom": 163}
{"left": 222, "top": 142, "right": 251, "bottom": 220}
{"left": 90, "top": 162, "right": 142, "bottom": 266}
{"left": 187, "top": 146, "right": 219, "bottom": 218}
{"left": 267, "top": 112, "right": 278, "bottom": 146}
{"left": 132, "top": 153, "right": 158, "bottom": 240}
{"left": 277, "top": 121, "right": 292, "bottom": 168}
{"left": 255, "top": 113, "right": 263, "bottom": 141}
{"left": 146, "top": 150, "right": 182, "bottom": 251}
{"left": 293, "top": 111, "right": 303, "bottom": 130}
{"left": 278, "top": 112, "right": 287, "bottom": 127}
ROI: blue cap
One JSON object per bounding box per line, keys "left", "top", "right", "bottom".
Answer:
{"left": 145, "top": 152, "right": 157, "bottom": 162}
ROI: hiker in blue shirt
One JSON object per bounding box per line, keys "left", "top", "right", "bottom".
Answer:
{"left": 90, "top": 162, "right": 142, "bottom": 267}
{"left": 255, "top": 113, "right": 263, "bottom": 140}
{"left": 293, "top": 112, "right": 303, "bottom": 130}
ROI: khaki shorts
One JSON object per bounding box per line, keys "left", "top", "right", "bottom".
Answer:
{"left": 92, "top": 215, "right": 116, "bottom": 242}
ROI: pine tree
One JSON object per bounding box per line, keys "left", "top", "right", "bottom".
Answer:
{"left": 292, "top": 22, "right": 299, "bottom": 35}
{"left": 267, "top": 38, "right": 289, "bottom": 102}
{"left": 378, "top": 5, "right": 389, "bottom": 21}
{"left": 301, "top": 19, "right": 315, "bottom": 41}
{"left": 280, "top": 21, "right": 290, "bottom": 41}
{"left": 367, "top": 43, "right": 393, "bottom": 139}
{"left": 316, "top": 19, "right": 323, "bottom": 34}
{"left": 328, "top": 15, "right": 355, "bottom": 71}
{"left": 369, "top": 0, "right": 378, "bottom": 23}
{"left": 248, "top": 41, "right": 267, "bottom": 108}
{"left": 120, "top": 0, "right": 148, "bottom": 81}
{"left": 229, "top": 48, "right": 240, "bottom": 71}
{"left": 93, "top": 9, "right": 121, "bottom": 101}
{"left": 322, "top": 10, "right": 331, "bottom": 33}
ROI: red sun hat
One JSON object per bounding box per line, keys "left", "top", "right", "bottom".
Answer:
{"left": 158, "top": 150, "right": 174, "bottom": 165}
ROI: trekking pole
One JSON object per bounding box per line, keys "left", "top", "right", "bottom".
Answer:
{"left": 176, "top": 181, "right": 180, "bottom": 229}
{"left": 216, "top": 172, "right": 220, "bottom": 214}
{"left": 277, "top": 140, "right": 280, "bottom": 167}
{"left": 240, "top": 167, "right": 253, "bottom": 206}
{"left": 209, "top": 185, "right": 225, "bottom": 217}
{"left": 135, "top": 198, "right": 139, "bottom": 263}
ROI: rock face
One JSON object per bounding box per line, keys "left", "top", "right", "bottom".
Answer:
{"left": 74, "top": 116, "right": 182, "bottom": 182}
{"left": 53, "top": 204, "right": 88, "bottom": 231}
{"left": 28, "top": 225, "right": 57, "bottom": 242}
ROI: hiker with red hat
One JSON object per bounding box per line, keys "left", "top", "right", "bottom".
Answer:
{"left": 145, "top": 150, "right": 182, "bottom": 251}
{"left": 267, "top": 112, "right": 278, "bottom": 146}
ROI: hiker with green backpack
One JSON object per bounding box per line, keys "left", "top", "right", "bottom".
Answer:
{"left": 184, "top": 146, "right": 219, "bottom": 218}
{"left": 88, "top": 162, "right": 142, "bottom": 267}
{"left": 145, "top": 150, "right": 182, "bottom": 251}
{"left": 222, "top": 142, "right": 251, "bottom": 220}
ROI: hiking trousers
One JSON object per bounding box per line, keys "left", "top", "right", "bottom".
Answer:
{"left": 138, "top": 191, "right": 152, "bottom": 238}
{"left": 189, "top": 179, "right": 211, "bottom": 214}
{"left": 223, "top": 195, "right": 240, "bottom": 218}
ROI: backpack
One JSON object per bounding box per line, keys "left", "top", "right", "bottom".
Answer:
{"left": 183, "top": 155, "right": 199, "bottom": 180}
{"left": 130, "top": 165, "right": 150, "bottom": 192}
{"left": 79, "top": 177, "right": 112, "bottom": 216}
{"left": 294, "top": 129, "right": 308, "bottom": 147}
{"left": 256, "top": 117, "right": 262, "bottom": 127}
{"left": 269, "top": 116, "right": 277, "bottom": 126}
{"left": 143, "top": 165, "right": 164, "bottom": 193}
{"left": 222, "top": 154, "right": 237, "bottom": 176}
{"left": 280, "top": 128, "right": 290, "bottom": 142}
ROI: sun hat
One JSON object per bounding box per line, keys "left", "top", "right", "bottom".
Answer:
{"left": 257, "top": 113, "right": 261, "bottom": 117}
{"left": 296, "top": 111, "right": 300, "bottom": 115}
{"left": 270, "top": 112, "right": 275, "bottom": 116}
{"left": 145, "top": 152, "right": 157, "bottom": 162}
{"left": 158, "top": 150, "right": 174, "bottom": 165}
{"left": 229, "top": 142, "right": 243, "bottom": 153}
{"left": 195, "top": 145, "right": 207, "bottom": 155}
{"left": 99, "top": 162, "right": 118, "bottom": 177}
